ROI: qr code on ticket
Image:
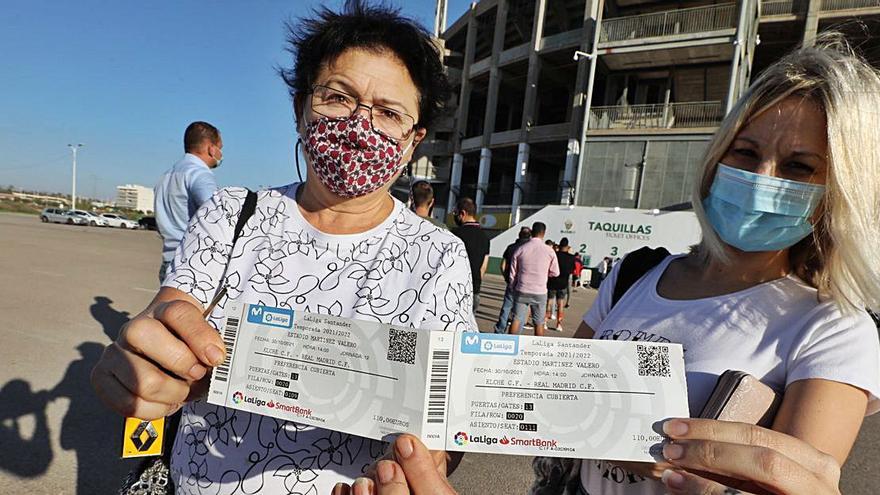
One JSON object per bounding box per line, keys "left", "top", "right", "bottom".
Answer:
{"left": 387, "top": 329, "right": 417, "bottom": 365}
{"left": 636, "top": 344, "right": 670, "bottom": 377}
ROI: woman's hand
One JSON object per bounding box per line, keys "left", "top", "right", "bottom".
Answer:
{"left": 610, "top": 460, "right": 673, "bottom": 481}
{"left": 659, "top": 418, "right": 841, "bottom": 495}
{"left": 333, "top": 435, "right": 457, "bottom": 495}
{"left": 91, "top": 289, "right": 226, "bottom": 420}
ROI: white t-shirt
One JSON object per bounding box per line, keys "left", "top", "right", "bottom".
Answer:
{"left": 579, "top": 254, "right": 880, "bottom": 495}
{"left": 163, "top": 184, "right": 477, "bottom": 495}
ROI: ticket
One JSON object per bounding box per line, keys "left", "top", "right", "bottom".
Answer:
{"left": 208, "top": 302, "right": 434, "bottom": 442}
{"left": 209, "top": 302, "right": 689, "bottom": 462}
{"left": 443, "top": 332, "right": 689, "bottom": 461}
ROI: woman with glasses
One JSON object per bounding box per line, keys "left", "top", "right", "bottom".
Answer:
{"left": 91, "top": 1, "right": 472, "bottom": 493}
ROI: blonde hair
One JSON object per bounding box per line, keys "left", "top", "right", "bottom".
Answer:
{"left": 692, "top": 33, "right": 880, "bottom": 312}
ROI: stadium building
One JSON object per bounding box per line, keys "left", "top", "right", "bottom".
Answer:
{"left": 411, "top": 0, "right": 880, "bottom": 231}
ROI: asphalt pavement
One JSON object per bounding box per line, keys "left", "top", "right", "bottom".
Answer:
{"left": 0, "top": 212, "right": 876, "bottom": 494}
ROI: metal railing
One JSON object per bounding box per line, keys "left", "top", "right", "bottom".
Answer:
{"left": 480, "top": 182, "right": 515, "bottom": 205}
{"left": 589, "top": 101, "right": 724, "bottom": 130}
{"left": 465, "top": 181, "right": 568, "bottom": 206}
{"left": 761, "top": 0, "right": 796, "bottom": 16}
{"left": 821, "top": 0, "right": 880, "bottom": 11}
{"left": 521, "top": 182, "right": 566, "bottom": 206}
{"left": 599, "top": 3, "right": 736, "bottom": 44}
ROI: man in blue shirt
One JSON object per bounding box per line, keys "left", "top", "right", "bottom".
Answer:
{"left": 154, "top": 121, "right": 223, "bottom": 282}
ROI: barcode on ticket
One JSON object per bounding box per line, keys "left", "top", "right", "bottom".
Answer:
{"left": 426, "top": 349, "right": 451, "bottom": 424}
{"left": 213, "top": 315, "right": 240, "bottom": 382}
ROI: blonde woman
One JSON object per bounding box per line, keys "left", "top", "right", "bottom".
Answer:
{"left": 573, "top": 36, "right": 880, "bottom": 495}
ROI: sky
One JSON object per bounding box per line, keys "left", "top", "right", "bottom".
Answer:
{"left": 0, "top": 0, "right": 473, "bottom": 200}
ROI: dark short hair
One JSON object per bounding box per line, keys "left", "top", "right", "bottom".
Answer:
{"left": 184, "top": 121, "right": 220, "bottom": 152}
{"left": 411, "top": 180, "right": 434, "bottom": 207}
{"left": 281, "top": 0, "right": 451, "bottom": 130}
{"left": 456, "top": 197, "right": 476, "bottom": 217}
{"left": 518, "top": 227, "right": 531, "bottom": 240}
{"left": 532, "top": 222, "right": 547, "bottom": 236}
{"left": 559, "top": 237, "right": 569, "bottom": 248}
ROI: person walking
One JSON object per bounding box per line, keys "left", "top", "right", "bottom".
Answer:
{"left": 546, "top": 238, "right": 576, "bottom": 332}
{"left": 451, "top": 197, "right": 489, "bottom": 313}
{"left": 410, "top": 180, "right": 446, "bottom": 229}
{"left": 572, "top": 252, "right": 583, "bottom": 291}
{"left": 596, "top": 256, "right": 612, "bottom": 286}
{"left": 154, "top": 121, "right": 223, "bottom": 282}
{"left": 508, "top": 222, "right": 559, "bottom": 337}
{"left": 493, "top": 226, "right": 531, "bottom": 333}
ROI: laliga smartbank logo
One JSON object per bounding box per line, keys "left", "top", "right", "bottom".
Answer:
{"left": 232, "top": 391, "right": 313, "bottom": 418}
{"left": 453, "top": 432, "right": 469, "bottom": 446}
{"left": 453, "top": 432, "right": 560, "bottom": 449}
{"left": 460, "top": 333, "right": 519, "bottom": 356}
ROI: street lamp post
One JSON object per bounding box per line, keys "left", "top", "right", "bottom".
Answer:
{"left": 571, "top": 0, "right": 605, "bottom": 206}
{"left": 434, "top": 0, "right": 448, "bottom": 37}
{"left": 68, "top": 144, "right": 83, "bottom": 210}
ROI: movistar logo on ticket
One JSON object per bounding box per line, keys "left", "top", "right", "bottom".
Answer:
{"left": 460, "top": 333, "right": 518, "bottom": 355}
{"left": 246, "top": 304, "right": 294, "bottom": 329}
{"left": 209, "top": 302, "right": 689, "bottom": 463}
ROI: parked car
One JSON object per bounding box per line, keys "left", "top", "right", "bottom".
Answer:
{"left": 63, "top": 210, "right": 88, "bottom": 225}
{"left": 100, "top": 213, "right": 138, "bottom": 229}
{"left": 69, "top": 210, "right": 109, "bottom": 227}
{"left": 40, "top": 207, "right": 70, "bottom": 224}
{"left": 139, "top": 216, "right": 157, "bottom": 231}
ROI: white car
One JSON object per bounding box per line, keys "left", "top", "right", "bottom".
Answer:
{"left": 100, "top": 213, "right": 138, "bottom": 229}
{"left": 62, "top": 210, "right": 89, "bottom": 225}
{"left": 69, "top": 210, "right": 109, "bottom": 227}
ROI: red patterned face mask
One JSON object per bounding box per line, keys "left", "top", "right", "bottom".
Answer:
{"left": 304, "top": 115, "right": 410, "bottom": 198}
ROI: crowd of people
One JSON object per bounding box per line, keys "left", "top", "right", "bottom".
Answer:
{"left": 491, "top": 230, "right": 593, "bottom": 335}
{"left": 89, "top": 1, "right": 880, "bottom": 494}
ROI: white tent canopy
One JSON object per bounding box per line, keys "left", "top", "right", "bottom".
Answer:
{"left": 490, "top": 205, "right": 702, "bottom": 268}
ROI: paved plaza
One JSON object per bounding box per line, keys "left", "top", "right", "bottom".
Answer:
{"left": 0, "top": 212, "right": 876, "bottom": 494}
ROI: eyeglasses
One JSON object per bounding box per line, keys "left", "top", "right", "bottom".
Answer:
{"left": 309, "top": 85, "right": 417, "bottom": 142}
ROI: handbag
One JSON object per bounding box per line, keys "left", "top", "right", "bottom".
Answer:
{"left": 118, "top": 190, "right": 257, "bottom": 495}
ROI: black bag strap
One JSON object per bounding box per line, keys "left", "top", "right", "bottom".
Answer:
{"left": 207, "top": 189, "right": 257, "bottom": 303}
{"left": 232, "top": 189, "right": 258, "bottom": 245}
{"left": 611, "top": 246, "right": 671, "bottom": 309}
{"left": 143, "top": 189, "right": 259, "bottom": 486}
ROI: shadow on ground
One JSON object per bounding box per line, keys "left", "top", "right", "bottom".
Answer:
{"left": 0, "top": 296, "right": 132, "bottom": 494}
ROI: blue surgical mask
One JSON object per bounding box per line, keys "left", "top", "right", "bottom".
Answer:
{"left": 702, "top": 163, "right": 826, "bottom": 252}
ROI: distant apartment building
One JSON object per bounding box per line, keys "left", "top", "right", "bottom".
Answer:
{"left": 115, "top": 184, "right": 154, "bottom": 213}
{"left": 412, "top": 0, "right": 880, "bottom": 230}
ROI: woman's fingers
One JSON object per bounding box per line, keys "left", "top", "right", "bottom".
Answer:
{"left": 351, "top": 477, "right": 375, "bottom": 495}
{"left": 153, "top": 300, "right": 226, "bottom": 367}
{"left": 392, "top": 435, "right": 456, "bottom": 495}
{"left": 612, "top": 460, "right": 673, "bottom": 481}
{"left": 90, "top": 361, "right": 181, "bottom": 419}
{"left": 373, "top": 460, "right": 411, "bottom": 495}
{"left": 331, "top": 461, "right": 410, "bottom": 495}
{"left": 118, "top": 315, "right": 208, "bottom": 381}
{"left": 663, "top": 419, "right": 841, "bottom": 485}
{"left": 340, "top": 437, "right": 457, "bottom": 495}
{"left": 661, "top": 469, "right": 759, "bottom": 495}
{"left": 332, "top": 483, "right": 352, "bottom": 495}
{"left": 662, "top": 440, "right": 836, "bottom": 495}
{"left": 101, "top": 342, "right": 191, "bottom": 405}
